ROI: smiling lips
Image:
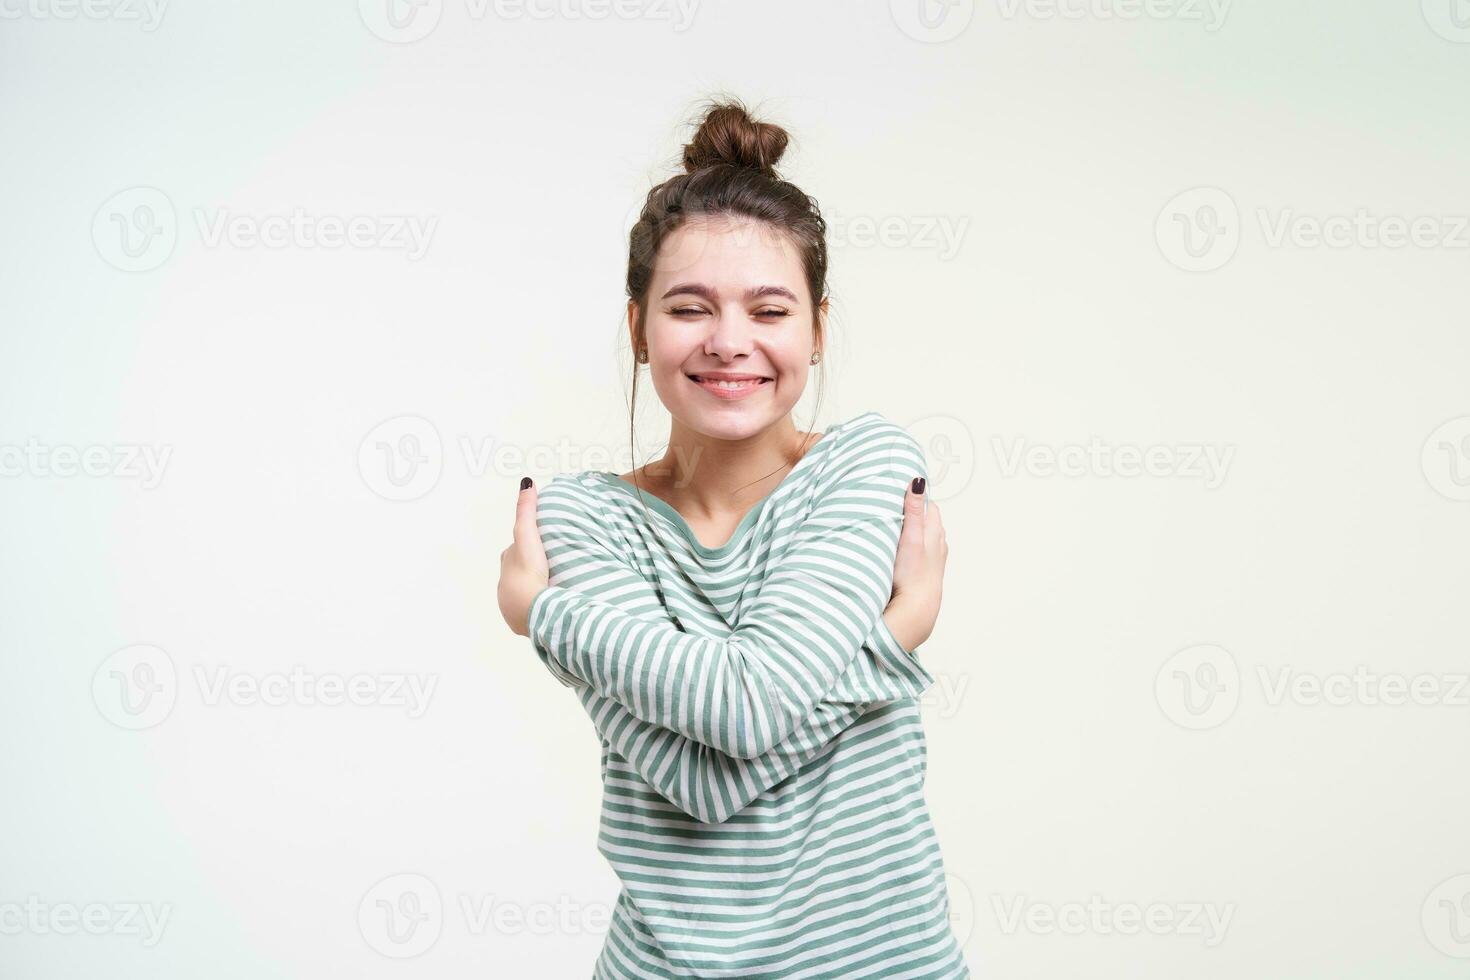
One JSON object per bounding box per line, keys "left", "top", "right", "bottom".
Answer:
{"left": 687, "top": 372, "right": 772, "bottom": 400}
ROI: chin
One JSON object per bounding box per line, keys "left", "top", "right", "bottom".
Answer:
{"left": 681, "top": 405, "right": 777, "bottom": 439}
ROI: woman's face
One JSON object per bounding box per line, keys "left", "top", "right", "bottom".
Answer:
{"left": 632, "top": 214, "right": 823, "bottom": 443}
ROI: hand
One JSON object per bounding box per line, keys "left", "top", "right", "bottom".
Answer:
{"left": 498, "top": 478, "right": 549, "bottom": 637}
{"left": 884, "top": 478, "right": 947, "bottom": 651}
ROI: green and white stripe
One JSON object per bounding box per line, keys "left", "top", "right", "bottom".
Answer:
{"left": 529, "top": 410, "right": 970, "bottom": 979}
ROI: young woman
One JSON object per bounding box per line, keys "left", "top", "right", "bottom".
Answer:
{"left": 498, "top": 98, "right": 967, "bottom": 979}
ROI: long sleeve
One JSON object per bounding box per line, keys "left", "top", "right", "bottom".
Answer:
{"left": 573, "top": 614, "right": 927, "bottom": 824}
{"left": 529, "top": 424, "right": 928, "bottom": 760}
{"left": 531, "top": 451, "right": 933, "bottom": 823}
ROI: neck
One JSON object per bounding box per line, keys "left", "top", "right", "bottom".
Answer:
{"left": 650, "top": 416, "right": 816, "bottom": 520}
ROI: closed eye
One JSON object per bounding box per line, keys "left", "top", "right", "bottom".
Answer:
{"left": 670, "top": 308, "right": 793, "bottom": 319}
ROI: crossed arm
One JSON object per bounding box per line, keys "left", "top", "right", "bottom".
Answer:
{"left": 553, "top": 582, "right": 930, "bottom": 824}
{"left": 528, "top": 429, "right": 932, "bottom": 822}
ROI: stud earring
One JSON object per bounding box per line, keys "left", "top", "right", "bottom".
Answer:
{"left": 809, "top": 351, "right": 821, "bottom": 365}
{"left": 637, "top": 347, "right": 648, "bottom": 364}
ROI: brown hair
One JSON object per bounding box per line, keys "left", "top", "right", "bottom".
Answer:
{"left": 623, "top": 95, "right": 831, "bottom": 506}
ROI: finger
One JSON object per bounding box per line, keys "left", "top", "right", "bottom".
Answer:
{"left": 903, "top": 476, "right": 927, "bottom": 522}
{"left": 513, "top": 476, "right": 538, "bottom": 544}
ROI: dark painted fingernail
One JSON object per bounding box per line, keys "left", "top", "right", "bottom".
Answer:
{"left": 520, "top": 477, "right": 532, "bottom": 491}
{"left": 911, "top": 477, "right": 925, "bottom": 494}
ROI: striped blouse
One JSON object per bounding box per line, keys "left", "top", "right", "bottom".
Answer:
{"left": 528, "top": 409, "right": 970, "bottom": 979}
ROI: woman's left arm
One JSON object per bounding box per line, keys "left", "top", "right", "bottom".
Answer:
{"left": 499, "top": 424, "right": 929, "bottom": 760}
{"left": 516, "top": 472, "right": 933, "bottom": 824}
{"left": 573, "top": 653, "right": 893, "bottom": 825}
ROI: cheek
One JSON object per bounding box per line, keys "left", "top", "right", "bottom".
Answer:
{"left": 769, "top": 361, "right": 811, "bottom": 400}
{"left": 650, "top": 330, "right": 705, "bottom": 366}
{"left": 773, "top": 351, "right": 811, "bottom": 379}
{"left": 650, "top": 362, "right": 703, "bottom": 406}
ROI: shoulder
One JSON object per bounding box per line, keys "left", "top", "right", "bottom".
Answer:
{"left": 534, "top": 471, "right": 615, "bottom": 535}
{"left": 825, "top": 410, "right": 926, "bottom": 483}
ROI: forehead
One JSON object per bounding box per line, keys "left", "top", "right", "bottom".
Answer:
{"left": 649, "top": 215, "right": 806, "bottom": 299}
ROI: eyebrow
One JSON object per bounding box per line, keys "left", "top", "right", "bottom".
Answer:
{"left": 660, "top": 283, "right": 800, "bottom": 304}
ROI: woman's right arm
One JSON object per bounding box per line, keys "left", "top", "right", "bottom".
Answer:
{"left": 524, "top": 421, "right": 931, "bottom": 760}
{"left": 539, "top": 481, "right": 946, "bottom": 825}
{"left": 571, "top": 617, "right": 910, "bottom": 825}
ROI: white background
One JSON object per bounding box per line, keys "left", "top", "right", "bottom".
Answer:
{"left": 3, "top": 0, "right": 1470, "bottom": 976}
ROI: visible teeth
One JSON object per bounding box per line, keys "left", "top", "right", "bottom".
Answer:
{"left": 695, "top": 376, "right": 763, "bottom": 388}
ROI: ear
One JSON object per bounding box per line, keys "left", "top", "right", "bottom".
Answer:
{"left": 626, "top": 299, "right": 641, "bottom": 351}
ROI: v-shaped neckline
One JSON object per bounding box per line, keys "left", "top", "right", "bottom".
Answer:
{"left": 591, "top": 414, "right": 863, "bottom": 559}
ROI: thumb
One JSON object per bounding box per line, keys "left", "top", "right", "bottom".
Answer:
{"left": 904, "top": 476, "right": 927, "bottom": 520}
{"left": 513, "top": 476, "right": 538, "bottom": 544}
{"left": 899, "top": 475, "right": 926, "bottom": 538}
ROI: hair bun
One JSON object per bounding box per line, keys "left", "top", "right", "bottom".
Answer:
{"left": 681, "top": 99, "right": 789, "bottom": 177}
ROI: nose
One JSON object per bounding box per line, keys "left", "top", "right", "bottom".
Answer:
{"left": 704, "top": 309, "right": 755, "bottom": 361}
